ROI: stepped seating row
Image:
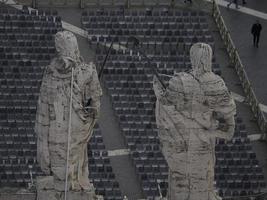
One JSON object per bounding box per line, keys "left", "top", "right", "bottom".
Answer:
{"left": 82, "top": 9, "right": 206, "bottom": 17}
{"left": 0, "top": 33, "right": 54, "bottom": 40}
{"left": 0, "top": 8, "right": 58, "bottom": 16}
{"left": 0, "top": 38, "right": 55, "bottom": 46}
{"left": 96, "top": 48, "right": 169, "bottom": 198}
{"left": 0, "top": 9, "right": 69, "bottom": 192}
{"left": 82, "top": 14, "right": 206, "bottom": 22}
{"left": 215, "top": 127, "right": 266, "bottom": 197}
{"left": 88, "top": 124, "right": 124, "bottom": 200}
{"left": 0, "top": 20, "right": 61, "bottom": 28}
{"left": 88, "top": 32, "right": 213, "bottom": 47}
{"left": 81, "top": 9, "right": 212, "bottom": 52}
{"left": 83, "top": 21, "right": 209, "bottom": 30}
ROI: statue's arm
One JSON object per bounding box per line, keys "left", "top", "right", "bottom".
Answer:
{"left": 212, "top": 86, "right": 236, "bottom": 140}
{"left": 213, "top": 113, "right": 235, "bottom": 140}
{"left": 193, "top": 110, "right": 214, "bottom": 130}
{"left": 153, "top": 75, "right": 177, "bottom": 106}
{"left": 84, "top": 63, "right": 102, "bottom": 119}
{"left": 35, "top": 78, "right": 51, "bottom": 174}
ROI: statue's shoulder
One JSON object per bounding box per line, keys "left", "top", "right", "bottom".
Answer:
{"left": 200, "top": 72, "right": 230, "bottom": 100}
{"left": 44, "top": 57, "right": 62, "bottom": 75}
{"left": 174, "top": 71, "right": 198, "bottom": 83}
{"left": 201, "top": 72, "right": 226, "bottom": 86}
{"left": 173, "top": 72, "right": 192, "bottom": 80}
{"left": 169, "top": 71, "right": 198, "bottom": 92}
{"left": 78, "top": 62, "right": 97, "bottom": 75}
{"left": 175, "top": 71, "right": 190, "bottom": 77}
{"left": 75, "top": 62, "right": 98, "bottom": 85}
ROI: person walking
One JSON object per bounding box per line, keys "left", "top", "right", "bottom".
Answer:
{"left": 227, "top": 0, "right": 239, "bottom": 9}
{"left": 184, "top": 0, "right": 192, "bottom": 4}
{"left": 251, "top": 20, "right": 262, "bottom": 47}
{"left": 227, "top": 0, "right": 246, "bottom": 9}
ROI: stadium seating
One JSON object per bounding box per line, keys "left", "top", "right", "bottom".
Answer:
{"left": 81, "top": 9, "right": 213, "bottom": 48}
{"left": 0, "top": 8, "right": 62, "bottom": 187}
{"left": 95, "top": 48, "right": 168, "bottom": 198}
{"left": 88, "top": 124, "right": 123, "bottom": 200}
{"left": 82, "top": 8, "right": 266, "bottom": 199}
{"left": 215, "top": 119, "right": 267, "bottom": 198}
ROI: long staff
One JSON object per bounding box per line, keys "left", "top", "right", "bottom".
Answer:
{"left": 64, "top": 67, "right": 74, "bottom": 200}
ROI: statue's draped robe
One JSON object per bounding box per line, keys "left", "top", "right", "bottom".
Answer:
{"left": 35, "top": 57, "right": 102, "bottom": 191}
{"left": 154, "top": 70, "right": 236, "bottom": 200}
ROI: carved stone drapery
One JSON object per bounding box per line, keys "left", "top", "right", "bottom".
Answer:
{"left": 35, "top": 31, "right": 103, "bottom": 200}
{"left": 154, "top": 43, "right": 236, "bottom": 200}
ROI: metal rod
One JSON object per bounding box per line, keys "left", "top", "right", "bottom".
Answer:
{"left": 157, "top": 180, "right": 163, "bottom": 198}
{"left": 137, "top": 49, "right": 166, "bottom": 89}
{"left": 98, "top": 39, "right": 115, "bottom": 80}
{"left": 129, "top": 36, "right": 166, "bottom": 89}
{"left": 64, "top": 67, "right": 74, "bottom": 200}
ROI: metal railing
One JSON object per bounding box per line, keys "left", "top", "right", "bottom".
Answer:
{"left": 211, "top": 0, "right": 267, "bottom": 140}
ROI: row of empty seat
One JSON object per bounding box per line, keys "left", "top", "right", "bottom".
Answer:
{"left": 86, "top": 8, "right": 266, "bottom": 199}
{"left": 0, "top": 8, "right": 61, "bottom": 188}
{"left": 82, "top": 9, "right": 206, "bottom": 17}
{"left": 88, "top": 124, "right": 124, "bottom": 200}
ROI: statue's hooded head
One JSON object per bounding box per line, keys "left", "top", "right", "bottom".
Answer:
{"left": 190, "top": 43, "right": 213, "bottom": 77}
{"left": 55, "top": 31, "right": 82, "bottom": 63}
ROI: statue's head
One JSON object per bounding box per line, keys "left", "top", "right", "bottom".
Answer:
{"left": 55, "top": 31, "right": 81, "bottom": 62}
{"left": 190, "top": 43, "right": 213, "bottom": 77}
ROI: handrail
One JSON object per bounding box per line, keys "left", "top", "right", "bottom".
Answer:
{"left": 211, "top": 0, "right": 267, "bottom": 139}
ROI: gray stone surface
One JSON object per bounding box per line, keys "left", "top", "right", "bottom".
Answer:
{"left": 37, "top": 188, "right": 103, "bottom": 200}
{"left": 36, "top": 176, "right": 54, "bottom": 190}
{"left": 35, "top": 31, "right": 102, "bottom": 199}
{"left": 0, "top": 188, "right": 36, "bottom": 200}
{"left": 154, "top": 43, "right": 236, "bottom": 200}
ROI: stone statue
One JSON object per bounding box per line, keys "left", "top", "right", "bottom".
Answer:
{"left": 153, "top": 43, "right": 236, "bottom": 200}
{"left": 35, "top": 31, "right": 103, "bottom": 200}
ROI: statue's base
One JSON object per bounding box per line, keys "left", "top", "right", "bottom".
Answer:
{"left": 36, "top": 176, "right": 103, "bottom": 200}
{"left": 37, "top": 190, "right": 102, "bottom": 200}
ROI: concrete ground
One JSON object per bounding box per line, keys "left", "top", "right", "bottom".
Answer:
{"left": 219, "top": 0, "right": 267, "bottom": 106}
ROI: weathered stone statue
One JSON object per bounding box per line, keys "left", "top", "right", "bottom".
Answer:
{"left": 35, "top": 31, "right": 103, "bottom": 200}
{"left": 153, "top": 43, "right": 236, "bottom": 200}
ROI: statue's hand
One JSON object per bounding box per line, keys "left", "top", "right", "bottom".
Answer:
{"left": 84, "top": 107, "right": 98, "bottom": 119}
{"left": 153, "top": 75, "right": 165, "bottom": 98}
{"left": 218, "top": 123, "right": 229, "bottom": 132}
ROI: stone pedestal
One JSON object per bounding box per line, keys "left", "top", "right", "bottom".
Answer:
{"left": 37, "top": 190, "right": 103, "bottom": 200}
{"left": 36, "top": 176, "right": 103, "bottom": 200}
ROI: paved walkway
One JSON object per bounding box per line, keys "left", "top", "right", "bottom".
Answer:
{"left": 212, "top": 0, "right": 267, "bottom": 187}
{"left": 215, "top": 0, "right": 267, "bottom": 107}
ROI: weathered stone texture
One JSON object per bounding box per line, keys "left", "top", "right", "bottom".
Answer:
{"left": 154, "top": 43, "right": 236, "bottom": 200}
{"left": 35, "top": 31, "right": 102, "bottom": 199}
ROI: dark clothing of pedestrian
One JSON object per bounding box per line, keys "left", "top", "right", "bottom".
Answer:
{"left": 227, "top": 0, "right": 246, "bottom": 9}
{"left": 227, "top": 0, "right": 239, "bottom": 9}
{"left": 251, "top": 22, "right": 262, "bottom": 47}
{"left": 184, "top": 0, "right": 192, "bottom": 3}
